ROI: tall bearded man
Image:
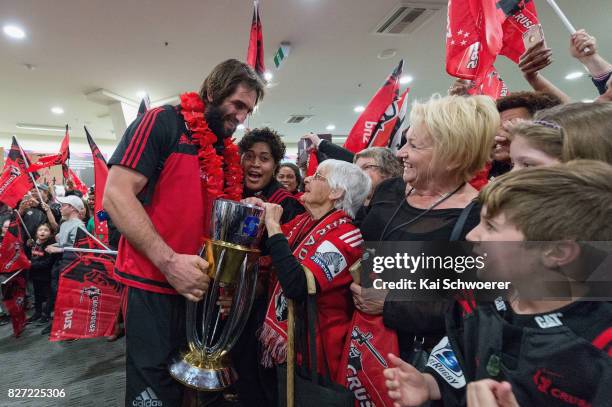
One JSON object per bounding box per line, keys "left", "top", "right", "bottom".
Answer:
{"left": 104, "top": 59, "right": 265, "bottom": 406}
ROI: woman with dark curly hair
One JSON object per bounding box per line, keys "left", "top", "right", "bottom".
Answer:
{"left": 233, "top": 127, "right": 305, "bottom": 404}
{"left": 238, "top": 127, "right": 304, "bottom": 222}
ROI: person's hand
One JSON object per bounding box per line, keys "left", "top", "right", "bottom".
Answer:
{"left": 570, "top": 29, "right": 597, "bottom": 59}
{"left": 448, "top": 78, "right": 474, "bottom": 96}
{"left": 519, "top": 40, "right": 553, "bottom": 80}
{"left": 26, "top": 238, "right": 34, "bottom": 247}
{"left": 384, "top": 353, "right": 430, "bottom": 407}
{"left": 217, "top": 294, "right": 233, "bottom": 317}
{"left": 262, "top": 203, "right": 283, "bottom": 235}
{"left": 350, "top": 282, "right": 387, "bottom": 315}
{"left": 40, "top": 202, "right": 51, "bottom": 214}
{"left": 301, "top": 133, "right": 322, "bottom": 150}
{"left": 65, "top": 179, "right": 75, "bottom": 190}
{"left": 467, "top": 380, "right": 521, "bottom": 407}
{"left": 242, "top": 197, "right": 266, "bottom": 208}
{"left": 45, "top": 245, "right": 63, "bottom": 254}
{"left": 161, "top": 253, "right": 210, "bottom": 302}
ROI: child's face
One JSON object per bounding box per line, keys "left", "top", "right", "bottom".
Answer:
{"left": 467, "top": 207, "right": 540, "bottom": 283}
{"left": 37, "top": 225, "right": 51, "bottom": 241}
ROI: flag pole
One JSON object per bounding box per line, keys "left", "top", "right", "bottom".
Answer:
{"left": 15, "top": 138, "right": 44, "bottom": 203}
{"left": 0, "top": 269, "right": 23, "bottom": 285}
{"left": 77, "top": 225, "right": 111, "bottom": 251}
{"left": 63, "top": 247, "right": 117, "bottom": 256}
{"left": 13, "top": 210, "right": 33, "bottom": 241}
{"left": 545, "top": 0, "right": 590, "bottom": 52}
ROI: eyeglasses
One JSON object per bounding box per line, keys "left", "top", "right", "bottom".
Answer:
{"left": 312, "top": 172, "right": 328, "bottom": 182}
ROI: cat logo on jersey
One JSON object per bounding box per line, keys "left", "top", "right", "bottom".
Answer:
{"left": 310, "top": 241, "right": 347, "bottom": 281}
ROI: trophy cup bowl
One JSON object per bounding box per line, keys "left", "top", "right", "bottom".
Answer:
{"left": 169, "top": 199, "right": 265, "bottom": 391}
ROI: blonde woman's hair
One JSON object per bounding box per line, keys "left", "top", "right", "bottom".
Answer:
{"left": 478, "top": 160, "right": 612, "bottom": 241}
{"left": 410, "top": 95, "right": 499, "bottom": 182}
{"left": 535, "top": 102, "right": 612, "bottom": 165}
{"left": 505, "top": 120, "right": 563, "bottom": 161}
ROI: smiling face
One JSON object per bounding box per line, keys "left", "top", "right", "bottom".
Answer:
{"left": 205, "top": 84, "right": 257, "bottom": 138}
{"left": 396, "top": 121, "right": 437, "bottom": 187}
{"left": 510, "top": 135, "right": 560, "bottom": 171}
{"left": 242, "top": 141, "right": 277, "bottom": 191}
{"left": 495, "top": 107, "right": 532, "bottom": 162}
{"left": 301, "top": 167, "right": 333, "bottom": 208}
{"left": 277, "top": 166, "right": 298, "bottom": 192}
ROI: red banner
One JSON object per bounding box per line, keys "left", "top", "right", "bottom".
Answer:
{"left": 247, "top": 0, "right": 265, "bottom": 77}
{"left": 339, "top": 312, "right": 400, "bottom": 406}
{"left": 468, "top": 65, "right": 509, "bottom": 100}
{"left": 0, "top": 137, "right": 36, "bottom": 208}
{"left": 50, "top": 229, "right": 122, "bottom": 341}
{"left": 27, "top": 125, "right": 70, "bottom": 173}
{"left": 85, "top": 127, "right": 109, "bottom": 244}
{"left": 344, "top": 60, "right": 403, "bottom": 154}
{"left": 67, "top": 168, "right": 88, "bottom": 196}
{"left": 446, "top": 0, "right": 539, "bottom": 87}
{"left": 1, "top": 273, "right": 27, "bottom": 337}
{"left": 0, "top": 214, "right": 31, "bottom": 274}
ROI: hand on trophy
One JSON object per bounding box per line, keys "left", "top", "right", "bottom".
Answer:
{"left": 241, "top": 197, "right": 265, "bottom": 207}
{"left": 262, "top": 203, "right": 284, "bottom": 236}
{"left": 163, "top": 252, "right": 210, "bottom": 302}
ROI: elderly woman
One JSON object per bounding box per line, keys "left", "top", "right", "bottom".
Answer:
{"left": 254, "top": 159, "right": 370, "bottom": 383}
{"left": 354, "top": 95, "right": 499, "bottom": 359}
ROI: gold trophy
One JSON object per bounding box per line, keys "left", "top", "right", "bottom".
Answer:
{"left": 169, "top": 199, "right": 265, "bottom": 391}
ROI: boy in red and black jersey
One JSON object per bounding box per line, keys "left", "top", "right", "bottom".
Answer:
{"left": 105, "top": 59, "right": 265, "bottom": 406}
{"left": 383, "top": 161, "right": 612, "bottom": 407}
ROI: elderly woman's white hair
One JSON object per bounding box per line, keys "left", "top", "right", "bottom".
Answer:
{"left": 318, "top": 159, "right": 371, "bottom": 218}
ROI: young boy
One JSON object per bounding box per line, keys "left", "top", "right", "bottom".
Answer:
{"left": 384, "top": 160, "right": 612, "bottom": 406}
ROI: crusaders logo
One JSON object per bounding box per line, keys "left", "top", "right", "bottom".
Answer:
{"left": 496, "top": 0, "right": 530, "bottom": 17}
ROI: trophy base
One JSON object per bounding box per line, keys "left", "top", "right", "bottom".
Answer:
{"left": 169, "top": 357, "right": 237, "bottom": 391}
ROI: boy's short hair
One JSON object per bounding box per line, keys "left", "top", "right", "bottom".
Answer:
{"left": 496, "top": 91, "right": 563, "bottom": 116}
{"left": 478, "top": 160, "right": 612, "bottom": 240}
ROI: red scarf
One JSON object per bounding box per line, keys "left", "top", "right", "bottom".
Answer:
{"left": 259, "top": 210, "right": 351, "bottom": 367}
{"left": 180, "top": 93, "right": 243, "bottom": 229}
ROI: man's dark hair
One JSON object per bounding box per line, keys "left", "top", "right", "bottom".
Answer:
{"left": 200, "top": 59, "right": 265, "bottom": 106}
{"left": 238, "top": 127, "right": 286, "bottom": 164}
{"left": 496, "top": 91, "right": 563, "bottom": 116}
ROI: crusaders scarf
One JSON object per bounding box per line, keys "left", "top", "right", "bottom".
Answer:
{"left": 260, "top": 210, "right": 351, "bottom": 367}
{"left": 339, "top": 312, "right": 400, "bottom": 406}
{"left": 0, "top": 137, "right": 36, "bottom": 208}
{"left": 0, "top": 214, "right": 31, "bottom": 274}
{"left": 1, "top": 273, "right": 27, "bottom": 338}
{"left": 246, "top": 0, "right": 265, "bottom": 77}
{"left": 344, "top": 60, "right": 403, "bottom": 154}
{"left": 446, "top": 0, "right": 539, "bottom": 87}
{"left": 27, "top": 125, "right": 70, "bottom": 173}
{"left": 85, "top": 127, "right": 109, "bottom": 244}
{"left": 50, "top": 228, "right": 123, "bottom": 341}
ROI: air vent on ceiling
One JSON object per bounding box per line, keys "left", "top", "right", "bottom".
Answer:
{"left": 285, "top": 115, "right": 313, "bottom": 124}
{"left": 373, "top": 2, "right": 445, "bottom": 35}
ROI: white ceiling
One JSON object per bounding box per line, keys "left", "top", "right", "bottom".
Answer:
{"left": 1, "top": 0, "right": 610, "bottom": 155}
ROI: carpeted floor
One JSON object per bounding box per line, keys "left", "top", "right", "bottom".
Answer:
{"left": 0, "top": 317, "right": 126, "bottom": 407}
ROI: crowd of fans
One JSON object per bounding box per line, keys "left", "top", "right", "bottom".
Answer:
{"left": 1, "top": 27, "right": 612, "bottom": 407}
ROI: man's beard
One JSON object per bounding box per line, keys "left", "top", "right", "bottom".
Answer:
{"left": 205, "top": 104, "right": 236, "bottom": 139}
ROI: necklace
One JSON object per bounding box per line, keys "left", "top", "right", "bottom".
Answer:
{"left": 179, "top": 92, "right": 243, "bottom": 202}
{"left": 379, "top": 183, "right": 465, "bottom": 241}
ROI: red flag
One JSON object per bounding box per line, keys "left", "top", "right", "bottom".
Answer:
{"left": 468, "top": 66, "right": 509, "bottom": 100}
{"left": 370, "top": 87, "right": 411, "bottom": 152}
{"left": 0, "top": 137, "right": 36, "bottom": 208}
{"left": 1, "top": 273, "right": 27, "bottom": 337}
{"left": 27, "top": 125, "right": 70, "bottom": 173}
{"left": 306, "top": 149, "right": 318, "bottom": 177}
{"left": 344, "top": 60, "right": 403, "bottom": 154}
{"left": 246, "top": 0, "right": 265, "bottom": 77}
{"left": 446, "top": 0, "right": 539, "bottom": 86}
{"left": 339, "top": 312, "right": 400, "bottom": 406}
{"left": 0, "top": 214, "right": 31, "bottom": 274}
{"left": 67, "top": 168, "right": 88, "bottom": 196}
{"left": 50, "top": 228, "right": 122, "bottom": 341}
{"left": 85, "top": 127, "right": 109, "bottom": 244}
